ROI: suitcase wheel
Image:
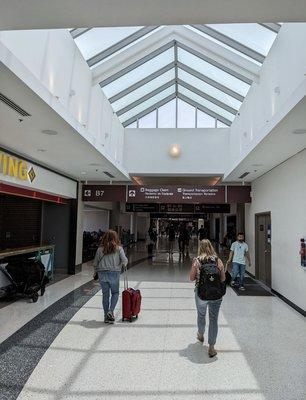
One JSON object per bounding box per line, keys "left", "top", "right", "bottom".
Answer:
{"left": 32, "top": 293, "right": 39, "bottom": 303}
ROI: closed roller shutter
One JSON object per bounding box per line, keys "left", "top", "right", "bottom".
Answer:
{"left": 0, "top": 194, "right": 42, "bottom": 249}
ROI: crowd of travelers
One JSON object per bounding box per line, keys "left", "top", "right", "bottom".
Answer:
{"left": 93, "top": 225, "right": 251, "bottom": 358}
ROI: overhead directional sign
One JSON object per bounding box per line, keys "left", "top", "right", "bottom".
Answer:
{"left": 127, "top": 186, "right": 225, "bottom": 203}
{"left": 82, "top": 184, "right": 251, "bottom": 204}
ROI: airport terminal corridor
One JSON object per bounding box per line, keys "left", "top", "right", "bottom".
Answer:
{"left": 1, "top": 3, "right": 306, "bottom": 399}
{"left": 1, "top": 241, "right": 304, "bottom": 400}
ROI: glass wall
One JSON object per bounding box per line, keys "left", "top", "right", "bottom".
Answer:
{"left": 126, "top": 98, "right": 229, "bottom": 128}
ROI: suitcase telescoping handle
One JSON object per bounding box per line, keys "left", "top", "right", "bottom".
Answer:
{"left": 123, "top": 263, "right": 129, "bottom": 290}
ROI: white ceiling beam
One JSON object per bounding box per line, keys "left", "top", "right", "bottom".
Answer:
{"left": 70, "top": 28, "right": 92, "bottom": 39}
{"left": 1, "top": 2, "right": 306, "bottom": 30}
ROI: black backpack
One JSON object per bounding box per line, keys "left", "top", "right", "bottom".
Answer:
{"left": 197, "top": 257, "right": 225, "bottom": 300}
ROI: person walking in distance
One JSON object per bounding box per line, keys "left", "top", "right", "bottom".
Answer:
{"left": 168, "top": 224, "right": 176, "bottom": 255}
{"left": 190, "top": 239, "right": 226, "bottom": 358}
{"left": 226, "top": 232, "right": 251, "bottom": 291}
{"left": 93, "top": 230, "right": 128, "bottom": 323}
{"left": 198, "top": 225, "right": 206, "bottom": 241}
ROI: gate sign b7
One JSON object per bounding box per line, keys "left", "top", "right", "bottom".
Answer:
{"left": 82, "top": 185, "right": 126, "bottom": 202}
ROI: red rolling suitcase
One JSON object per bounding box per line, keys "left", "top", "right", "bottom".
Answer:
{"left": 122, "top": 267, "right": 141, "bottom": 322}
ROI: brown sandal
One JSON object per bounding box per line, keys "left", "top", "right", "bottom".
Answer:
{"left": 208, "top": 345, "right": 217, "bottom": 358}
{"left": 197, "top": 333, "right": 204, "bottom": 343}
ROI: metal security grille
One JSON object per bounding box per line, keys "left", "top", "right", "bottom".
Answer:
{"left": 0, "top": 194, "right": 42, "bottom": 249}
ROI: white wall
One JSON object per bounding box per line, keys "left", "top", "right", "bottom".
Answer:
{"left": 228, "top": 23, "right": 306, "bottom": 174}
{"left": 0, "top": 29, "right": 125, "bottom": 169}
{"left": 124, "top": 128, "right": 229, "bottom": 175}
{"left": 245, "top": 150, "right": 306, "bottom": 311}
{"left": 83, "top": 209, "right": 109, "bottom": 232}
{"left": 137, "top": 215, "right": 151, "bottom": 240}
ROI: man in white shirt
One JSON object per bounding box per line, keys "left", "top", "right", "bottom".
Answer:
{"left": 227, "top": 232, "right": 251, "bottom": 291}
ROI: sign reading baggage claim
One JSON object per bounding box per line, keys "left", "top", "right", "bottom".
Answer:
{"left": 127, "top": 186, "right": 225, "bottom": 203}
{"left": 0, "top": 151, "right": 36, "bottom": 182}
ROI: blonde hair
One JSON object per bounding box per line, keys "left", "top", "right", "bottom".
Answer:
{"left": 198, "top": 239, "right": 218, "bottom": 260}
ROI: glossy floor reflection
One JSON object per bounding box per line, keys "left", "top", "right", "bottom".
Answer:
{"left": 15, "top": 243, "right": 306, "bottom": 400}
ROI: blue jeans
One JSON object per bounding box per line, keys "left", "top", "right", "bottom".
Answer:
{"left": 195, "top": 293, "right": 222, "bottom": 345}
{"left": 98, "top": 271, "right": 120, "bottom": 317}
{"left": 231, "top": 262, "right": 246, "bottom": 286}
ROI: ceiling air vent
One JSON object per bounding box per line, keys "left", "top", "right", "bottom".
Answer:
{"left": 0, "top": 93, "right": 31, "bottom": 117}
{"left": 238, "top": 172, "right": 250, "bottom": 179}
{"left": 104, "top": 171, "right": 115, "bottom": 178}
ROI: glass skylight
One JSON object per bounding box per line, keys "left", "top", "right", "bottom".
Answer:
{"left": 71, "top": 23, "right": 280, "bottom": 127}
{"left": 74, "top": 27, "right": 142, "bottom": 60}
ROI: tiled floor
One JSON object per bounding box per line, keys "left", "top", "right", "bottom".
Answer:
{"left": 10, "top": 246, "right": 306, "bottom": 400}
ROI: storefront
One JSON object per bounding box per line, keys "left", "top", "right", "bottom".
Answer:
{"left": 0, "top": 149, "right": 78, "bottom": 278}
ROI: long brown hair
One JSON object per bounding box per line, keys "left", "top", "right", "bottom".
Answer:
{"left": 198, "top": 239, "right": 218, "bottom": 261}
{"left": 100, "top": 230, "right": 121, "bottom": 254}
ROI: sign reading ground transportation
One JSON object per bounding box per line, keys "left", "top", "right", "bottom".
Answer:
{"left": 127, "top": 186, "right": 225, "bottom": 203}
{"left": 82, "top": 185, "right": 126, "bottom": 202}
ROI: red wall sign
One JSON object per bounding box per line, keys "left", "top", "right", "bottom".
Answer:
{"left": 82, "top": 185, "right": 126, "bottom": 202}
{"left": 127, "top": 186, "right": 225, "bottom": 204}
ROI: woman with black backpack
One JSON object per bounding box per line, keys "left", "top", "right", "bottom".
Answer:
{"left": 190, "top": 239, "right": 226, "bottom": 358}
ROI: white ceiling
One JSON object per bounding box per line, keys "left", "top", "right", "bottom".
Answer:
{"left": 0, "top": 63, "right": 130, "bottom": 181}
{"left": 224, "top": 97, "right": 306, "bottom": 182}
{"left": 1, "top": 1, "right": 306, "bottom": 30}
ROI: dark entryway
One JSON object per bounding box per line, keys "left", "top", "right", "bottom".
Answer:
{"left": 255, "top": 212, "right": 272, "bottom": 287}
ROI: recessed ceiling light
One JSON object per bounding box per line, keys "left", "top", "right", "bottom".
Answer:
{"left": 42, "top": 129, "right": 58, "bottom": 135}
{"left": 292, "top": 129, "right": 306, "bottom": 135}
{"left": 81, "top": 171, "right": 86, "bottom": 175}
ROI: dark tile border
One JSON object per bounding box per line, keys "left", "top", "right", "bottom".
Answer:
{"left": 0, "top": 255, "right": 150, "bottom": 400}
{"left": 271, "top": 289, "right": 306, "bottom": 317}
{"left": 0, "top": 280, "right": 100, "bottom": 400}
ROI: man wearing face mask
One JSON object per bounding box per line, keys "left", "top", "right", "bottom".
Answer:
{"left": 227, "top": 232, "right": 251, "bottom": 291}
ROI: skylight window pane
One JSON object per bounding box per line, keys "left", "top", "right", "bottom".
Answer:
{"left": 197, "top": 109, "right": 216, "bottom": 128}
{"left": 178, "top": 85, "right": 234, "bottom": 122}
{"left": 186, "top": 25, "right": 261, "bottom": 65}
{"left": 207, "top": 24, "right": 277, "bottom": 56}
{"left": 158, "top": 99, "right": 176, "bottom": 128}
{"left": 93, "top": 27, "right": 164, "bottom": 68}
{"left": 178, "top": 69, "right": 241, "bottom": 110}
{"left": 217, "top": 120, "right": 228, "bottom": 128}
{"left": 74, "top": 26, "right": 143, "bottom": 60}
{"left": 178, "top": 48, "right": 249, "bottom": 96}
{"left": 138, "top": 110, "right": 157, "bottom": 128}
{"left": 119, "top": 86, "right": 175, "bottom": 123}
{"left": 177, "top": 99, "right": 196, "bottom": 128}
{"left": 126, "top": 121, "right": 137, "bottom": 128}
{"left": 103, "top": 48, "right": 174, "bottom": 98}
{"left": 112, "top": 69, "right": 175, "bottom": 112}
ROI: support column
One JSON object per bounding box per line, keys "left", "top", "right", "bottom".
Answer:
{"left": 237, "top": 203, "right": 246, "bottom": 233}
{"left": 74, "top": 182, "right": 84, "bottom": 274}
{"left": 109, "top": 202, "right": 121, "bottom": 231}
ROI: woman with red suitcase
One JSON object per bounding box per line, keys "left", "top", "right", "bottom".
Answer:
{"left": 93, "top": 230, "right": 128, "bottom": 324}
